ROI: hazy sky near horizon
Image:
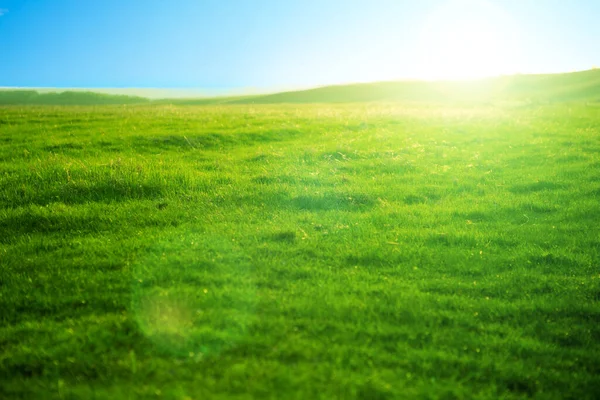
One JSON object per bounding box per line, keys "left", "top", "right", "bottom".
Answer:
{"left": 0, "top": 0, "right": 599, "bottom": 88}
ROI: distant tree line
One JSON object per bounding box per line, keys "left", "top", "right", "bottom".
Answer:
{"left": 0, "top": 90, "right": 150, "bottom": 105}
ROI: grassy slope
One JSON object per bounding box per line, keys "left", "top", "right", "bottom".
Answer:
{"left": 0, "top": 103, "right": 599, "bottom": 399}
{"left": 152, "top": 95, "right": 258, "bottom": 106}
{"left": 0, "top": 90, "right": 150, "bottom": 105}
{"left": 228, "top": 69, "right": 600, "bottom": 104}
{"left": 3, "top": 70, "right": 600, "bottom": 106}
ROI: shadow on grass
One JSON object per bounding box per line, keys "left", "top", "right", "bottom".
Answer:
{"left": 4, "top": 181, "right": 164, "bottom": 208}
{"left": 529, "top": 253, "right": 583, "bottom": 271}
{"left": 292, "top": 193, "right": 376, "bottom": 211}
{"left": 43, "top": 143, "right": 85, "bottom": 152}
{"left": 131, "top": 129, "right": 301, "bottom": 152}
{"left": 403, "top": 194, "right": 440, "bottom": 205}
{"left": 0, "top": 213, "right": 105, "bottom": 236}
{"left": 508, "top": 181, "right": 567, "bottom": 194}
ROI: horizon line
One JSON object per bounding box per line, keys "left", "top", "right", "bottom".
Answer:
{"left": 0, "top": 68, "right": 598, "bottom": 99}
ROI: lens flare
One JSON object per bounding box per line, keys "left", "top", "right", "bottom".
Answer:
{"left": 131, "top": 232, "right": 257, "bottom": 357}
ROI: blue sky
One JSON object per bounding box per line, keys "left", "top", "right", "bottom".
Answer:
{"left": 0, "top": 0, "right": 599, "bottom": 88}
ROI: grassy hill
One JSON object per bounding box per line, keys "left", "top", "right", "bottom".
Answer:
{"left": 229, "top": 69, "right": 600, "bottom": 104}
{"left": 2, "top": 69, "right": 600, "bottom": 106}
{"left": 151, "top": 95, "right": 257, "bottom": 106}
{"left": 0, "top": 90, "right": 150, "bottom": 105}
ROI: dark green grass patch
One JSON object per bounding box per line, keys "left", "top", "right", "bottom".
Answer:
{"left": 1, "top": 103, "right": 599, "bottom": 399}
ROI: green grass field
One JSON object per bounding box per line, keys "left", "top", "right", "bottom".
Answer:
{"left": 1, "top": 79, "right": 600, "bottom": 398}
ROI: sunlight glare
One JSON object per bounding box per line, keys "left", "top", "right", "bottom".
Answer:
{"left": 416, "top": 0, "right": 521, "bottom": 80}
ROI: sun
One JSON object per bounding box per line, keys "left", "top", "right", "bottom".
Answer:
{"left": 416, "top": 0, "right": 521, "bottom": 80}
